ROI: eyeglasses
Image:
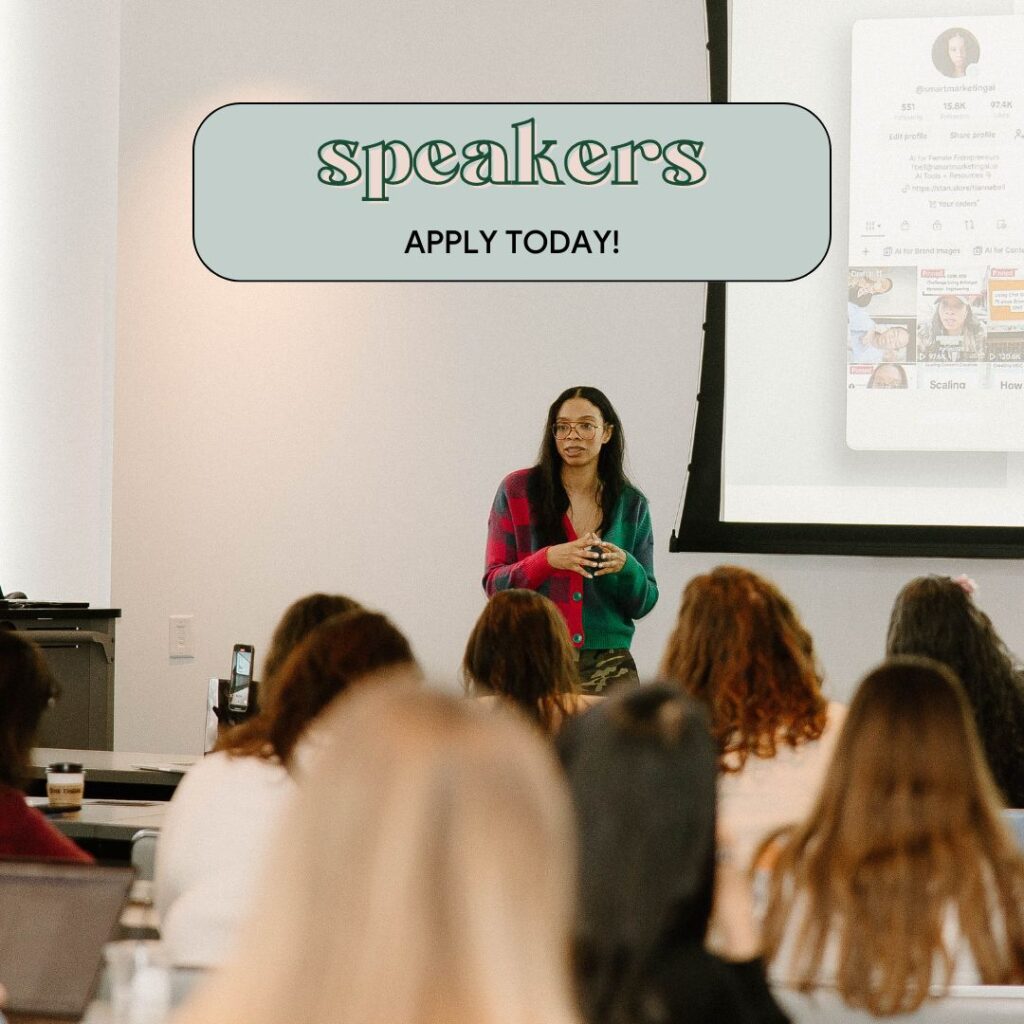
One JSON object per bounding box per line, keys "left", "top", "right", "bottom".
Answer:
{"left": 553, "top": 420, "right": 601, "bottom": 440}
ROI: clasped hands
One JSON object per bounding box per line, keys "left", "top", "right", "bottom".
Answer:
{"left": 546, "top": 533, "right": 628, "bottom": 578}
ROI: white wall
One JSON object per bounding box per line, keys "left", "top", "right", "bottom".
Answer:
{"left": 111, "top": 0, "right": 707, "bottom": 751}
{"left": 100, "top": 0, "right": 1024, "bottom": 752}
{"left": 0, "top": 1, "right": 119, "bottom": 603}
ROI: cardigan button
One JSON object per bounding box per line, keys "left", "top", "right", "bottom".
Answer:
{"left": 572, "top": 591, "right": 582, "bottom": 601}
{"left": 572, "top": 633, "right": 583, "bottom": 645}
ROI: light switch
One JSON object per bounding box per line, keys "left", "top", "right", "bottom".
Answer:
{"left": 169, "top": 615, "right": 195, "bottom": 658}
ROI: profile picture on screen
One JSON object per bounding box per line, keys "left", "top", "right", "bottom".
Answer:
{"left": 848, "top": 270, "right": 893, "bottom": 308}
{"left": 848, "top": 314, "right": 913, "bottom": 365}
{"left": 917, "top": 294, "right": 986, "bottom": 362}
{"left": 867, "top": 363, "right": 908, "bottom": 390}
{"left": 932, "top": 27, "right": 980, "bottom": 79}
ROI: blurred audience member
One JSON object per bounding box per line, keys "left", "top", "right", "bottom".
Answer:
{"left": 0, "top": 629, "right": 91, "bottom": 862}
{"left": 155, "top": 606, "right": 418, "bottom": 967}
{"left": 175, "top": 686, "right": 579, "bottom": 1024}
{"left": 764, "top": 657, "right": 1024, "bottom": 1014}
{"left": 260, "top": 592, "right": 362, "bottom": 688}
{"left": 661, "top": 566, "right": 845, "bottom": 869}
{"left": 464, "top": 589, "right": 599, "bottom": 732}
{"left": 888, "top": 574, "right": 1024, "bottom": 806}
{"left": 559, "top": 685, "right": 789, "bottom": 1024}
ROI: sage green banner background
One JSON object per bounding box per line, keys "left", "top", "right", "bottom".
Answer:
{"left": 193, "top": 103, "right": 830, "bottom": 281}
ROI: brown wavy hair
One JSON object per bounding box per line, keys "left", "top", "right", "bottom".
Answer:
{"left": 0, "top": 629, "right": 60, "bottom": 786}
{"left": 219, "top": 609, "right": 417, "bottom": 765}
{"left": 660, "top": 566, "right": 827, "bottom": 772}
{"left": 463, "top": 590, "right": 581, "bottom": 733}
{"left": 763, "top": 656, "right": 1024, "bottom": 1015}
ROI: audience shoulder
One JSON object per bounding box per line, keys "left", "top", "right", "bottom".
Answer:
{"left": 824, "top": 701, "right": 848, "bottom": 732}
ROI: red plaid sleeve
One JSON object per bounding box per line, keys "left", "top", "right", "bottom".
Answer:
{"left": 482, "top": 472, "right": 553, "bottom": 594}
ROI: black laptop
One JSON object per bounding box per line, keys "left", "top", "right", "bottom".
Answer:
{"left": 0, "top": 859, "right": 134, "bottom": 1020}
{"left": 0, "top": 584, "right": 88, "bottom": 611}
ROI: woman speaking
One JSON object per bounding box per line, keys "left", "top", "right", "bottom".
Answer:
{"left": 484, "top": 386, "right": 657, "bottom": 692}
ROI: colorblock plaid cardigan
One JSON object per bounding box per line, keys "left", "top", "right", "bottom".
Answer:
{"left": 483, "top": 468, "right": 658, "bottom": 650}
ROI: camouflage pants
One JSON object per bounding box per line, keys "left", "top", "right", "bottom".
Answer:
{"left": 576, "top": 648, "right": 640, "bottom": 695}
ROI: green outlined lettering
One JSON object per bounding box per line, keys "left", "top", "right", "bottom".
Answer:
{"left": 316, "top": 119, "right": 706, "bottom": 201}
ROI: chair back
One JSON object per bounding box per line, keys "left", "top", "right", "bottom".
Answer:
{"left": 131, "top": 828, "right": 160, "bottom": 881}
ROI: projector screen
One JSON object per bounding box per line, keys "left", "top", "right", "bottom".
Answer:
{"left": 674, "top": 0, "right": 1024, "bottom": 556}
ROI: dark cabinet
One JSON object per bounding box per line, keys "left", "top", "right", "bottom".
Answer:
{"left": 2, "top": 609, "right": 120, "bottom": 749}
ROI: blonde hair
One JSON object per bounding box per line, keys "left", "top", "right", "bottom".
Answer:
{"left": 176, "top": 684, "right": 580, "bottom": 1024}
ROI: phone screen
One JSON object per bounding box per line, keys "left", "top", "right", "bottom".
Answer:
{"left": 229, "top": 647, "right": 253, "bottom": 710}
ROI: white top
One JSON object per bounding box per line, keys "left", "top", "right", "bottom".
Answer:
{"left": 718, "top": 701, "right": 847, "bottom": 872}
{"left": 153, "top": 751, "right": 297, "bottom": 968}
{"left": 771, "top": 891, "right": 985, "bottom": 990}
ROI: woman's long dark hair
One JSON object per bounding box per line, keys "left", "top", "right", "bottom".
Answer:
{"left": 887, "top": 575, "right": 1024, "bottom": 807}
{"left": 528, "top": 386, "right": 632, "bottom": 546}
{"left": 558, "top": 685, "right": 717, "bottom": 1024}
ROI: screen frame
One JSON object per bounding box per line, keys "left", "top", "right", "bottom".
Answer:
{"left": 0, "top": 860, "right": 134, "bottom": 1017}
{"left": 671, "top": 0, "right": 1024, "bottom": 558}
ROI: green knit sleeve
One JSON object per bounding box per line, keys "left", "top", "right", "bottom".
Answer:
{"left": 607, "top": 492, "right": 658, "bottom": 620}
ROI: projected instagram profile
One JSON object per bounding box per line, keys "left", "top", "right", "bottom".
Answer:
{"left": 917, "top": 294, "right": 986, "bottom": 363}
{"left": 932, "top": 27, "right": 980, "bottom": 79}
